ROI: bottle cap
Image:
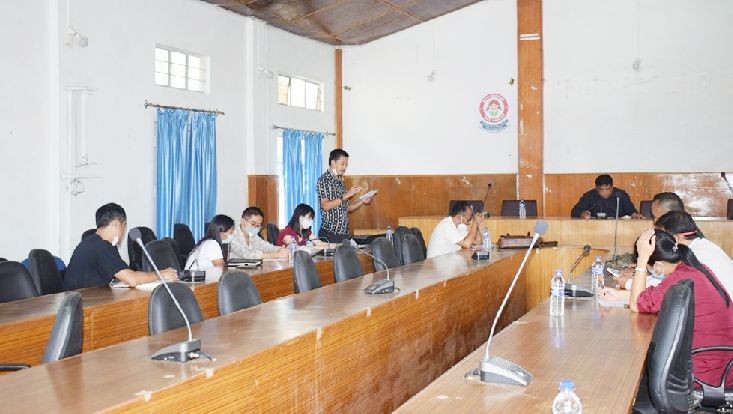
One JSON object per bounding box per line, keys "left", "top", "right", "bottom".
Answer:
{"left": 559, "top": 379, "right": 575, "bottom": 391}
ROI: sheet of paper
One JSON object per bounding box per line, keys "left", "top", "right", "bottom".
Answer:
{"left": 359, "top": 189, "right": 378, "bottom": 201}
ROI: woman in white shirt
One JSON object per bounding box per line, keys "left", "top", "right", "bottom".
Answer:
{"left": 185, "top": 214, "right": 235, "bottom": 270}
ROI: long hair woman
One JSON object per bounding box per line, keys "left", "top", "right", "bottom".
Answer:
{"left": 185, "top": 214, "right": 235, "bottom": 270}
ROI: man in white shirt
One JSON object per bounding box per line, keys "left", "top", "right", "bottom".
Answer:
{"left": 427, "top": 201, "right": 483, "bottom": 258}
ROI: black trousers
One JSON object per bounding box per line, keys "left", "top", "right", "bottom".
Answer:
{"left": 318, "top": 228, "right": 348, "bottom": 243}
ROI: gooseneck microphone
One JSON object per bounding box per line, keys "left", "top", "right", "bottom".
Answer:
{"left": 129, "top": 228, "right": 203, "bottom": 362}
{"left": 318, "top": 237, "right": 334, "bottom": 256}
{"left": 569, "top": 244, "right": 592, "bottom": 276}
{"left": 356, "top": 245, "right": 396, "bottom": 294}
{"left": 466, "top": 220, "right": 548, "bottom": 386}
{"left": 611, "top": 196, "right": 620, "bottom": 262}
{"left": 721, "top": 172, "right": 733, "bottom": 195}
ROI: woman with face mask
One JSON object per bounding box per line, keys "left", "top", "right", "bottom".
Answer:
{"left": 276, "top": 204, "right": 327, "bottom": 247}
{"left": 185, "top": 214, "right": 235, "bottom": 270}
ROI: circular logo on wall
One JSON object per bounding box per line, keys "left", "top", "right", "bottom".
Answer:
{"left": 479, "top": 93, "right": 509, "bottom": 133}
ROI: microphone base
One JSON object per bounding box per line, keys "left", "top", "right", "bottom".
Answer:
{"left": 150, "top": 338, "right": 202, "bottom": 363}
{"left": 364, "top": 279, "right": 395, "bottom": 294}
{"left": 465, "top": 355, "right": 532, "bottom": 387}
{"left": 321, "top": 249, "right": 334, "bottom": 257}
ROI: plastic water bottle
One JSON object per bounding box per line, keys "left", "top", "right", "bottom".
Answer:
{"left": 550, "top": 269, "right": 565, "bottom": 317}
{"left": 591, "top": 256, "right": 604, "bottom": 294}
{"left": 519, "top": 200, "right": 527, "bottom": 219}
{"left": 385, "top": 225, "right": 394, "bottom": 245}
{"left": 552, "top": 380, "right": 582, "bottom": 413}
{"left": 481, "top": 227, "right": 492, "bottom": 252}
{"left": 288, "top": 242, "right": 297, "bottom": 264}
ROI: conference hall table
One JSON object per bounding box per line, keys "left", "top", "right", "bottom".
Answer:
{"left": 399, "top": 216, "right": 733, "bottom": 256}
{"left": 0, "top": 248, "right": 534, "bottom": 413}
{"left": 396, "top": 270, "right": 656, "bottom": 413}
{"left": 0, "top": 254, "right": 372, "bottom": 366}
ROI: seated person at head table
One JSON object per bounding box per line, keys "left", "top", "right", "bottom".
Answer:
{"left": 229, "top": 206, "right": 289, "bottom": 260}
{"left": 185, "top": 214, "right": 235, "bottom": 270}
{"left": 276, "top": 203, "right": 327, "bottom": 247}
{"left": 64, "top": 203, "right": 178, "bottom": 290}
{"left": 426, "top": 200, "right": 483, "bottom": 259}
{"left": 571, "top": 174, "right": 642, "bottom": 219}
{"left": 600, "top": 229, "right": 733, "bottom": 387}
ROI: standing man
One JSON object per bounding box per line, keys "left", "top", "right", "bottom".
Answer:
{"left": 571, "top": 174, "right": 642, "bottom": 219}
{"left": 316, "top": 149, "right": 373, "bottom": 243}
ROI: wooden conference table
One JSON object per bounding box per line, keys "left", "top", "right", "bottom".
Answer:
{"left": 0, "top": 248, "right": 533, "bottom": 413}
{"left": 0, "top": 254, "right": 372, "bottom": 365}
{"left": 399, "top": 216, "right": 733, "bottom": 256}
{"left": 397, "top": 270, "right": 656, "bottom": 413}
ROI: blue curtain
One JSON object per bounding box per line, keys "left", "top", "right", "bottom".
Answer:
{"left": 282, "top": 129, "right": 324, "bottom": 233}
{"left": 156, "top": 109, "right": 217, "bottom": 241}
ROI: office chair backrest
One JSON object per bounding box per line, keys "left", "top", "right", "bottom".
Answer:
{"left": 173, "top": 223, "right": 196, "bottom": 257}
{"left": 148, "top": 282, "right": 203, "bottom": 335}
{"left": 293, "top": 250, "right": 322, "bottom": 293}
{"left": 402, "top": 234, "right": 426, "bottom": 265}
{"left": 500, "top": 200, "right": 538, "bottom": 217}
{"left": 728, "top": 199, "right": 733, "bottom": 220}
{"left": 646, "top": 279, "right": 694, "bottom": 412}
{"left": 333, "top": 244, "right": 364, "bottom": 283}
{"left": 162, "top": 237, "right": 184, "bottom": 269}
{"left": 370, "top": 237, "right": 399, "bottom": 271}
{"left": 267, "top": 223, "right": 280, "bottom": 245}
{"left": 640, "top": 200, "right": 653, "bottom": 219}
{"left": 27, "top": 249, "right": 64, "bottom": 295}
{"left": 0, "top": 261, "right": 40, "bottom": 303}
{"left": 409, "top": 227, "right": 427, "bottom": 257}
{"left": 218, "top": 272, "right": 262, "bottom": 315}
{"left": 393, "top": 226, "right": 412, "bottom": 266}
{"left": 81, "top": 228, "right": 96, "bottom": 241}
{"left": 143, "top": 240, "right": 182, "bottom": 272}
{"left": 127, "top": 226, "right": 156, "bottom": 271}
{"left": 448, "top": 200, "right": 485, "bottom": 216}
{"left": 42, "top": 291, "right": 83, "bottom": 363}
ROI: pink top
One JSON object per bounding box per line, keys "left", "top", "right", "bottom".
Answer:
{"left": 637, "top": 263, "right": 733, "bottom": 386}
{"left": 276, "top": 226, "right": 312, "bottom": 247}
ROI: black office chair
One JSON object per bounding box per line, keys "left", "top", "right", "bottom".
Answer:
{"left": 127, "top": 226, "right": 156, "bottom": 271}
{"left": 173, "top": 223, "right": 196, "bottom": 259}
{"left": 393, "top": 226, "right": 411, "bottom": 266}
{"left": 409, "top": 227, "right": 427, "bottom": 257}
{"left": 333, "top": 244, "right": 364, "bottom": 283}
{"left": 448, "top": 200, "right": 485, "bottom": 216}
{"left": 218, "top": 272, "right": 262, "bottom": 315}
{"left": 639, "top": 200, "right": 653, "bottom": 219}
{"left": 0, "top": 258, "right": 6, "bottom": 262}
{"left": 402, "top": 234, "right": 426, "bottom": 265}
{"left": 500, "top": 200, "right": 538, "bottom": 217}
{"left": 148, "top": 282, "right": 203, "bottom": 336}
{"left": 81, "top": 228, "right": 96, "bottom": 240}
{"left": 0, "top": 291, "right": 83, "bottom": 371}
{"left": 26, "top": 249, "right": 64, "bottom": 295}
{"left": 267, "top": 223, "right": 280, "bottom": 245}
{"left": 633, "top": 280, "right": 694, "bottom": 414}
{"left": 161, "top": 237, "right": 184, "bottom": 269}
{"left": 293, "top": 250, "right": 322, "bottom": 293}
{"left": 142, "top": 240, "right": 182, "bottom": 272}
{"left": 727, "top": 199, "right": 733, "bottom": 220}
{"left": 0, "top": 261, "right": 40, "bottom": 303}
{"left": 371, "top": 237, "right": 399, "bottom": 271}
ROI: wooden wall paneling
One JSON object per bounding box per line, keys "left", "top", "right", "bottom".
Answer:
{"left": 335, "top": 48, "right": 343, "bottom": 149}
{"left": 544, "top": 172, "right": 732, "bottom": 218}
{"left": 345, "top": 174, "right": 517, "bottom": 231}
{"left": 517, "top": 0, "right": 544, "bottom": 215}
{"left": 247, "top": 175, "right": 279, "bottom": 239}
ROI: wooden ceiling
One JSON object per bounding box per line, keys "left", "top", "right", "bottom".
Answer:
{"left": 203, "top": 0, "right": 481, "bottom": 45}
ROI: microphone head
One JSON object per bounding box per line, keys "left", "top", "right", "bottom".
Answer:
{"left": 128, "top": 228, "right": 142, "bottom": 241}
{"left": 533, "top": 220, "right": 548, "bottom": 236}
{"left": 583, "top": 244, "right": 591, "bottom": 254}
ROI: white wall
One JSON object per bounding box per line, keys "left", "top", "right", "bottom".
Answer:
{"left": 544, "top": 0, "right": 733, "bottom": 173}
{"left": 342, "top": 0, "right": 518, "bottom": 175}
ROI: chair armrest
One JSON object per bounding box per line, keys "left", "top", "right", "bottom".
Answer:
{"left": 692, "top": 346, "right": 733, "bottom": 407}
{"left": 0, "top": 363, "right": 31, "bottom": 371}
{"left": 692, "top": 346, "right": 733, "bottom": 355}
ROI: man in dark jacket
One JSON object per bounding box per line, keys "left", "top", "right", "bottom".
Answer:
{"left": 571, "top": 174, "right": 642, "bottom": 219}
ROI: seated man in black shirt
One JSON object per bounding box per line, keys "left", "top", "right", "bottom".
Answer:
{"left": 64, "top": 203, "right": 178, "bottom": 290}
{"left": 571, "top": 174, "right": 642, "bottom": 219}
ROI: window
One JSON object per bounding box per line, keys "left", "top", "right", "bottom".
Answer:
{"left": 277, "top": 74, "right": 323, "bottom": 111}
{"left": 155, "top": 46, "right": 209, "bottom": 93}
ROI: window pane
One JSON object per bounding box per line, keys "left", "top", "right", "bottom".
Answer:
{"left": 171, "top": 51, "right": 186, "bottom": 65}
{"left": 171, "top": 62, "right": 186, "bottom": 78}
{"left": 188, "top": 67, "right": 204, "bottom": 81}
{"left": 170, "top": 75, "right": 186, "bottom": 89}
{"left": 277, "top": 76, "right": 290, "bottom": 105}
{"left": 305, "top": 81, "right": 319, "bottom": 110}
{"left": 155, "top": 61, "right": 169, "bottom": 74}
{"left": 188, "top": 79, "right": 203, "bottom": 92}
{"left": 188, "top": 55, "right": 201, "bottom": 69}
{"left": 290, "top": 77, "right": 306, "bottom": 108}
{"left": 155, "top": 73, "right": 169, "bottom": 86}
{"left": 155, "top": 48, "right": 169, "bottom": 62}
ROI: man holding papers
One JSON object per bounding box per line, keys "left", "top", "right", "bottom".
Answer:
{"left": 316, "top": 149, "right": 374, "bottom": 242}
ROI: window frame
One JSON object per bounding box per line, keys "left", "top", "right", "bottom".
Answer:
{"left": 154, "top": 45, "right": 209, "bottom": 93}
{"left": 277, "top": 73, "right": 324, "bottom": 112}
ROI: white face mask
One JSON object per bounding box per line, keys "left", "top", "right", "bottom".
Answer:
{"left": 247, "top": 225, "right": 260, "bottom": 237}
{"left": 331, "top": 168, "right": 341, "bottom": 177}
{"left": 111, "top": 235, "right": 120, "bottom": 246}
{"left": 299, "top": 216, "right": 313, "bottom": 230}
{"left": 457, "top": 223, "right": 468, "bottom": 232}
{"left": 222, "top": 233, "right": 234, "bottom": 244}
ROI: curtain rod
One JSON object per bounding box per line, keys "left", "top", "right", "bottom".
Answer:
{"left": 272, "top": 124, "right": 336, "bottom": 136}
{"left": 144, "top": 100, "right": 225, "bottom": 116}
